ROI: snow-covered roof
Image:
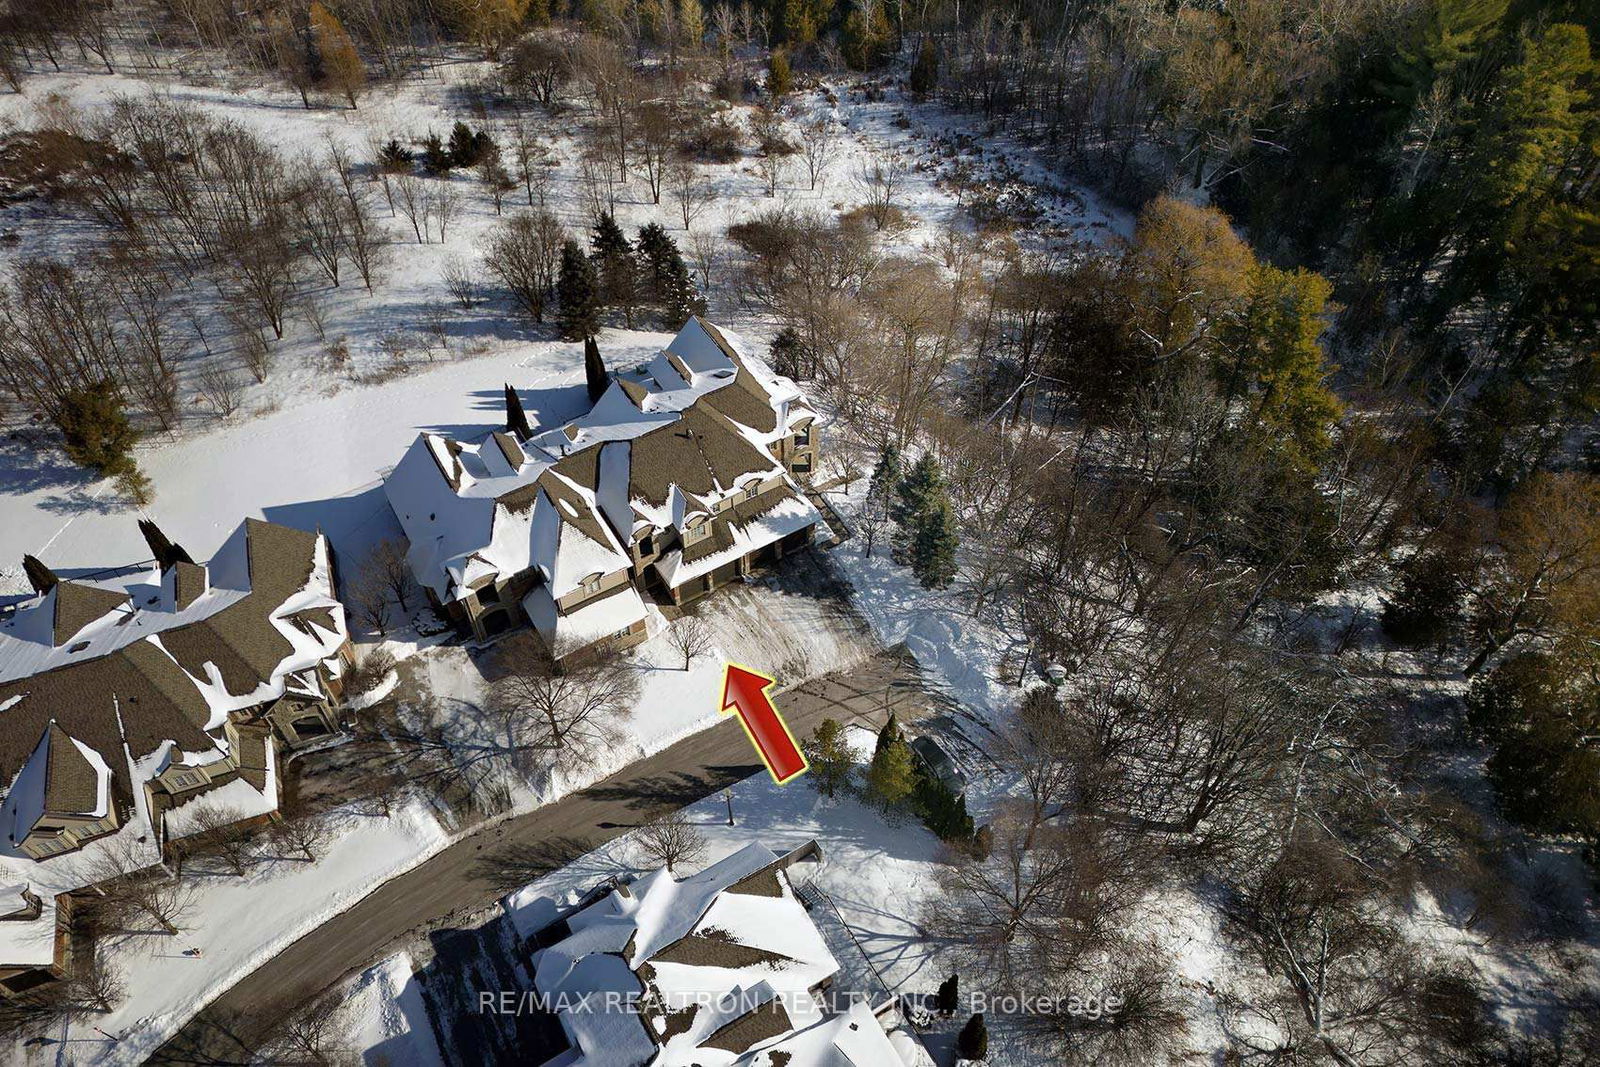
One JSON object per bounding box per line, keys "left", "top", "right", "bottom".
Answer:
{"left": 510, "top": 843, "right": 898, "bottom": 1067}
{"left": 0, "top": 520, "right": 346, "bottom": 868}
{"left": 382, "top": 318, "right": 819, "bottom": 604}
{"left": 522, "top": 582, "right": 648, "bottom": 659}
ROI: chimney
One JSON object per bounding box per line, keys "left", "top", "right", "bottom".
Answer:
{"left": 21, "top": 555, "right": 58, "bottom": 595}
{"left": 584, "top": 337, "right": 608, "bottom": 405}
{"left": 504, "top": 383, "right": 533, "bottom": 440}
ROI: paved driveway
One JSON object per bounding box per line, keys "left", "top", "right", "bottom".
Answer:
{"left": 149, "top": 650, "right": 934, "bottom": 1064}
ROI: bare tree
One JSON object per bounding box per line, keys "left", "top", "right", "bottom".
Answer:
{"left": 260, "top": 992, "right": 349, "bottom": 1064}
{"left": 83, "top": 835, "right": 195, "bottom": 935}
{"left": 349, "top": 570, "right": 392, "bottom": 636}
{"left": 798, "top": 116, "right": 838, "bottom": 190}
{"left": 428, "top": 182, "right": 464, "bottom": 243}
{"left": 667, "top": 159, "right": 714, "bottom": 231}
{"left": 488, "top": 645, "right": 640, "bottom": 770}
{"left": 366, "top": 538, "right": 416, "bottom": 613}
{"left": 184, "top": 805, "right": 255, "bottom": 877}
{"left": 442, "top": 254, "right": 479, "bottom": 308}
{"left": 856, "top": 152, "right": 907, "bottom": 230}
{"left": 64, "top": 945, "right": 125, "bottom": 1014}
{"left": 484, "top": 211, "right": 566, "bottom": 323}
{"left": 667, "top": 613, "right": 715, "bottom": 670}
{"left": 689, "top": 230, "right": 722, "bottom": 290}
{"left": 635, "top": 808, "right": 708, "bottom": 873}
{"left": 271, "top": 809, "right": 335, "bottom": 863}
{"left": 394, "top": 173, "right": 428, "bottom": 243}
{"left": 195, "top": 361, "right": 243, "bottom": 417}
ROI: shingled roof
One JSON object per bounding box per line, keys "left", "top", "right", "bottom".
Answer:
{"left": 52, "top": 583, "right": 129, "bottom": 646}
{"left": 0, "top": 520, "right": 334, "bottom": 833}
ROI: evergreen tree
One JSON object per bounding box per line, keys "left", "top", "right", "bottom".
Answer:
{"left": 1381, "top": 546, "right": 1474, "bottom": 650}
{"left": 956, "top": 1012, "right": 988, "bottom": 1060}
{"left": 661, "top": 254, "right": 704, "bottom": 324}
{"left": 915, "top": 766, "right": 973, "bottom": 840}
{"left": 891, "top": 453, "right": 944, "bottom": 560}
{"left": 22, "top": 554, "right": 58, "bottom": 594}
{"left": 909, "top": 36, "right": 938, "bottom": 95}
{"left": 448, "top": 121, "right": 495, "bottom": 167}
{"left": 910, "top": 497, "right": 959, "bottom": 589}
{"left": 868, "top": 442, "right": 902, "bottom": 505}
{"left": 557, "top": 239, "right": 600, "bottom": 341}
{"left": 1467, "top": 653, "right": 1600, "bottom": 838}
{"left": 935, "top": 974, "right": 959, "bottom": 1018}
{"left": 802, "top": 718, "right": 855, "bottom": 798}
{"left": 57, "top": 380, "right": 138, "bottom": 476}
{"left": 865, "top": 734, "right": 916, "bottom": 810}
{"left": 590, "top": 211, "right": 639, "bottom": 326}
{"left": 377, "top": 138, "right": 414, "bottom": 171}
{"left": 767, "top": 48, "right": 793, "bottom": 98}
{"left": 636, "top": 222, "right": 676, "bottom": 303}
{"left": 769, "top": 326, "right": 807, "bottom": 379}
{"left": 875, "top": 711, "right": 902, "bottom": 756}
{"left": 584, "top": 336, "right": 608, "bottom": 404}
{"left": 505, "top": 383, "right": 533, "bottom": 439}
{"left": 421, "top": 131, "right": 452, "bottom": 174}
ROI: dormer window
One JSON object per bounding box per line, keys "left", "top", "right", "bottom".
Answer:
{"left": 477, "top": 584, "right": 501, "bottom": 606}
{"left": 795, "top": 424, "right": 811, "bottom": 446}
{"left": 582, "top": 574, "right": 603, "bottom": 595}
{"left": 745, "top": 483, "right": 760, "bottom": 500}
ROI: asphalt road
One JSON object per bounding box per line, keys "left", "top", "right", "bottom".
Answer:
{"left": 148, "top": 650, "right": 929, "bottom": 1065}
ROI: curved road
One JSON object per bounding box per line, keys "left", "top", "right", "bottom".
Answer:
{"left": 149, "top": 653, "right": 927, "bottom": 1064}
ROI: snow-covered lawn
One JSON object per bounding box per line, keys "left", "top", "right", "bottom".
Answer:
{"left": 23, "top": 798, "right": 449, "bottom": 1065}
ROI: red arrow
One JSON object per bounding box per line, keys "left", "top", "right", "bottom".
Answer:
{"left": 721, "top": 664, "right": 808, "bottom": 785}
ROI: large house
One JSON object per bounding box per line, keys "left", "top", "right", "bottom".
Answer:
{"left": 0, "top": 518, "right": 352, "bottom": 997}
{"left": 502, "top": 842, "right": 918, "bottom": 1066}
{"left": 383, "top": 318, "right": 825, "bottom": 659}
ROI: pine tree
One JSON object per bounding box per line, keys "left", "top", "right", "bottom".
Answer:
{"left": 868, "top": 443, "right": 902, "bottom": 505}
{"left": 935, "top": 974, "right": 959, "bottom": 1018}
{"left": 802, "top": 718, "right": 855, "bottom": 798}
{"left": 956, "top": 1012, "right": 988, "bottom": 1060}
{"left": 448, "top": 121, "right": 494, "bottom": 168}
{"left": 875, "top": 712, "right": 902, "bottom": 756}
{"left": 557, "top": 239, "right": 600, "bottom": 341}
{"left": 866, "top": 734, "right": 915, "bottom": 809}
{"left": 421, "top": 131, "right": 452, "bottom": 174}
{"left": 770, "top": 327, "right": 807, "bottom": 379}
{"left": 22, "top": 555, "right": 58, "bottom": 594}
{"left": 57, "top": 380, "right": 138, "bottom": 476}
{"left": 891, "top": 453, "right": 943, "bottom": 561}
{"left": 910, "top": 497, "right": 959, "bottom": 589}
{"left": 767, "top": 48, "right": 793, "bottom": 98}
{"left": 916, "top": 765, "right": 973, "bottom": 840}
{"left": 590, "top": 212, "right": 639, "bottom": 327}
{"left": 378, "top": 138, "right": 414, "bottom": 171}
{"left": 661, "top": 253, "right": 704, "bottom": 324}
{"left": 634, "top": 223, "right": 668, "bottom": 297}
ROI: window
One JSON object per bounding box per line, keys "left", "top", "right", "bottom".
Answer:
{"left": 583, "top": 574, "right": 603, "bottom": 595}
{"left": 639, "top": 532, "right": 654, "bottom": 556}
{"left": 167, "top": 768, "right": 205, "bottom": 791}
{"left": 745, "top": 483, "right": 760, "bottom": 501}
{"left": 795, "top": 424, "right": 811, "bottom": 446}
{"left": 477, "top": 584, "right": 501, "bottom": 606}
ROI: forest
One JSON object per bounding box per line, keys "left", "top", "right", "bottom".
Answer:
{"left": 0, "top": 0, "right": 1596, "bottom": 1063}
